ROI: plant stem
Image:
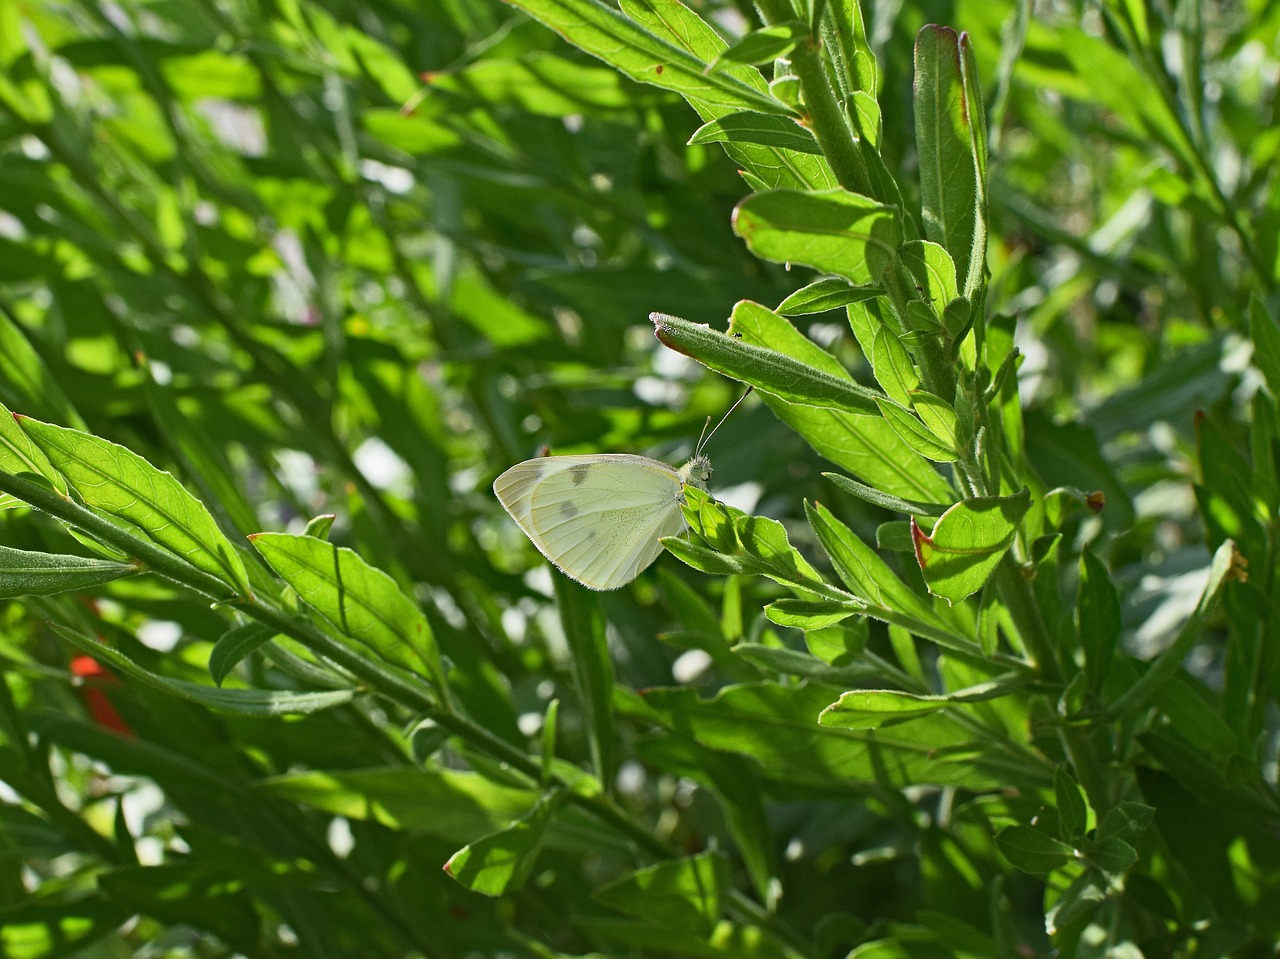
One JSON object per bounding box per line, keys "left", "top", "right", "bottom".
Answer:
{"left": 755, "top": 0, "right": 869, "bottom": 195}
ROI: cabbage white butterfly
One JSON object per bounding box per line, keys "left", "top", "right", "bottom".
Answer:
{"left": 493, "top": 392, "right": 747, "bottom": 590}
{"left": 493, "top": 452, "right": 712, "bottom": 590}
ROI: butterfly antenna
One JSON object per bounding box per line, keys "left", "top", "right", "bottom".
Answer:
{"left": 695, "top": 415, "right": 712, "bottom": 455}
{"left": 697, "top": 387, "right": 753, "bottom": 455}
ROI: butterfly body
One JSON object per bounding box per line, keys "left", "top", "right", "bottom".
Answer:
{"left": 494, "top": 453, "right": 711, "bottom": 590}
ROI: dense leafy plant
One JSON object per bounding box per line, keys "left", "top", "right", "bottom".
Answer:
{"left": 2, "top": 0, "right": 1278, "bottom": 957}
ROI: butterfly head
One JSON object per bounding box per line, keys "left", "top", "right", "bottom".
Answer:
{"left": 679, "top": 454, "right": 713, "bottom": 491}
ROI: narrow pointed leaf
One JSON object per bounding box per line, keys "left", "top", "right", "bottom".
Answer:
{"left": 0, "top": 545, "right": 136, "bottom": 598}
{"left": 0, "top": 401, "right": 69, "bottom": 507}
{"left": 914, "top": 25, "right": 987, "bottom": 297}
{"left": 17, "top": 416, "right": 250, "bottom": 596}
{"left": 250, "top": 532, "right": 442, "bottom": 687}
{"left": 995, "top": 825, "right": 1074, "bottom": 875}
{"left": 689, "top": 112, "right": 822, "bottom": 154}
{"left": 1077, "top": 550, "right": 1120, "bottom": 690}
{"left": 554, "top": 575, "right": 617, "bottom": 785}
{"left": 505, "top": 0, "right": 787, "bottom": 116}
{"left": 594, "top": 851, "right": 729, "bottom": 935}
{"left": 776, "top": 278, "right": 882, "bottom": 315}
{"left": 49, "top": 624, "right": 356, "bottom": 717}
{"left": 822, "top": 471, "right": 948, "bottom": 516}
{"left": 208, "top": 623, "right": 276, "bottom": 687}
{"left": 819, "top": 676, "right": 1022, "bottom": 729}
{"left": 444, "top": 790, "right": 564, "bottom": 897}
{"left": 729, "top": 301, "right": 952, "bottom": 502}
{"left": 714, "top": 22, "right": 806, "bottom": 66}
{"left": 653, "top": 310, "right": 882, "bottom": 414}
{"left": 805, "top": 500, "right": 978, "bottom": 654}
{"left": 876, "top": 397, "right": 958, "bottom": 462}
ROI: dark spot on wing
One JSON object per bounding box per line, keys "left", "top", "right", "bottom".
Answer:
{"left": 570, "top": 463, "right": 591, "bottom": 486}
{"left": 560, "top": 500, "right": 578, "bottom": 518}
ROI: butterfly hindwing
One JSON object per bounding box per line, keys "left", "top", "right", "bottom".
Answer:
{"left": 494, "top": 454, "right": 687, "bottom": 590}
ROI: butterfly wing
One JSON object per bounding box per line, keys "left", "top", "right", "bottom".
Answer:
{"left": 494, "top": 454, "right": 687, "bottom": 590}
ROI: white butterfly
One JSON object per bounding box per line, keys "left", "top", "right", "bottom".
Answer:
{"left": 493, "top": 452, "right": 712, "bottom": 591}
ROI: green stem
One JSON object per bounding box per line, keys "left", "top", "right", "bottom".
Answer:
{"left": 993, "top": 555, "right": 1058, "bottom": 681}
{"left": 994, "top": 555, "right": 1110, "bottom": 810}
{"left": 756, "top": 0, "right": 869, "bottom": 195}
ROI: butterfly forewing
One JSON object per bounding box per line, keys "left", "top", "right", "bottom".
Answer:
{"left": 494, "top": 454, "right": 688, "bottom": 590}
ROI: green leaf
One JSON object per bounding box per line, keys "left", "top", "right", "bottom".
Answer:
{"left": 653, "top": 310, "right": 882, "bottom": 414}
{"left": 995, "top": 824, "right": 1074, "bottom": 875}
{"left": 0, "top": 894, "right": 131, "bottom": 959}
{"left": 303, "top": 513, "right": 336, "bottom": 539}
{"left": 867, "top": 325, "right": 919, "bottom": 407}
{"left": 249, "top": 533, "right": 443, "bottom": 688}
{"left": 429, "top": 53, "right": 640, "bottom": 116}
{"left": 504, "top": 0, "right": 787, "bottom": 116}
{"left": 0, "top": 312, "right": 83, "bottom": 429}
{"left": 776, "top": 278, "right": 882, "bottom": 315}
{"left": 445, "top": 789, "right": 565, "bottom": 897}
{"left": 137, "top": 363, "right": 261, "bottom": 542}
{"left": 634, "top": 738, "right": 776, "bottom": 907}
{"left": 1249, "top": 297, "right": 1280, "bottom": 397}
{"left": 911, "top": 488, "right": 1031, "bottom": 603}
{"left": 1055, "top": 767, "right": 1089, "bottom": 842}
{"left": 1024, "top": 412, "right": 1135, "bottom": 530}
{"left": 621, "top": 0, "right": 835, "bottom": 190}
{"left": 0, "top": 400, "right": 69, "bottom": 509}
{"left": 262, "top": 767, "right": 545, "bottom": 840}
{"left": 730, "top": 300, "right": 952, "bottom": 502}
{"left": 848, "top": 90, "right": 880, "bottom": 146}
{"left": 640, "top": 682, "right": 1045, "bottom": 791}
{"left": 671, "top": 487, "right": 840, "bottom": 598}
{"left": 897, "top": 240, "right": 960, "bottom": 320}
{"left": 909, "top": 391, "right": 959, "bottom": 450}
{"left": 0, "top": 545, "right": 135, "bottom": 598}
{"left": 1057, "top": 29, "right": 1194, "bottom": 172}
{"left": 1045, "top": 870, "right": 1108, "bottom": 936}
{"left": 1077, "top": 550, "right": 1120, "bottom": 690}
{"left": 805, "top": 500, "right": 976, "bottom": 654}
{"left": 96, "top": 863, "right": 261, "bottom": 953}
{"left": 732, "top": 642, "right": 878, "bottom": 686}
{"left": 16, "top": 416, "right": 250, "bottom": 597}
{"left": 876, "top": 396, "right": 957, "bottom": 462}
{"left": 208, "top": 623, "right": 275, "bottom": 687}
{"left": 1096, "top": 801, "right": 1155, "bottom": 847}
{"left": 823, "top": 471, "right": 947, "bottom": 516}
{"left": 689, "top": 111, "right": 821, "bottom": 154}
{"left": 594, "top": 851, "right": 729, "bottom": 935}
{"left": 1106, "top": 540, "right": 1239, "bottom": 719}
{"left": 733, "top": 188, "right": 900, "bottom": 283}
{"left": 764, "top": 597, "right": 860, "bottom": 630}
{"left": 1084, "top": 836, "right": 1138, "bottom": 875}
{"left": 48, "top": 624, "right": 357, "bottom": 717}
{"left": 818, "top": 676, "right": 1023, "bottom": 730}
{"left": 554, "top": 575, "right": 617, "bottom": 785}
{"left": 821, "top": 0, "right": 876, "bottom": 96}
{"left": 363, "top": 108, "right": 463, "bottom": 154}
{"left": 913, "top": 26, "right": 987, "bottom": 298}
{"left": 714, "top": 22, "right": 807, "bottom": 66}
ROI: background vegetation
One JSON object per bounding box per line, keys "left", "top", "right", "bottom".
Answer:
{"left": 1, "top": 0, "right": 1279, "bottom": 957}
